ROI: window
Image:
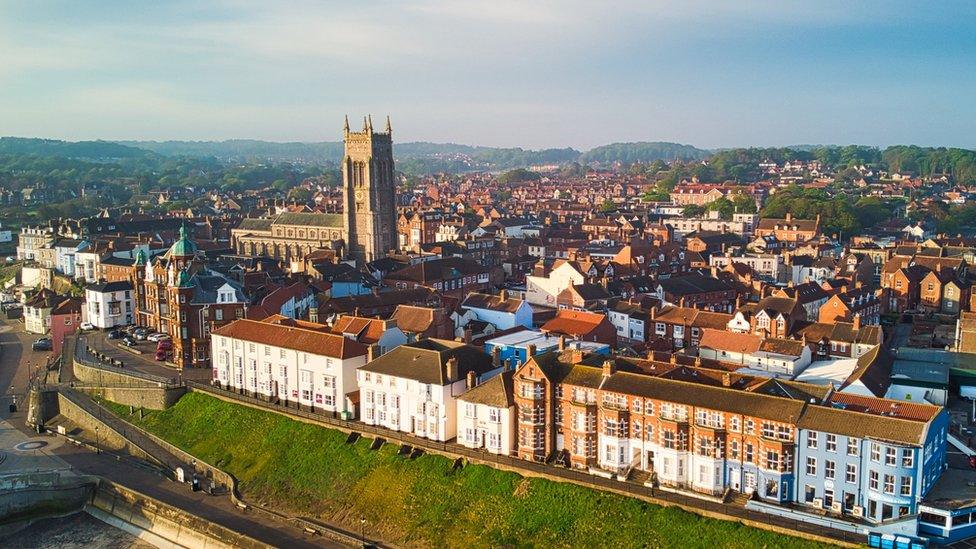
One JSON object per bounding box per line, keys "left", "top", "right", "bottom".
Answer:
{"left": 900, "top": 476, "right": 912, "bottom": 496}
{"left": 730, "top": 417, "right": 740, "bottom": 432}
{"left": 870, "top": 443, "right": 881, "bottom": 462}
{"left": 465, "top": 403, "right": 476, "bottom": 419}
{"left": 488, "top": 408, "right": 500, "bottom": 423}
{"left": 846, "top": 464, "right": 857, "bottom": 484}
{"left": 869, "top": 471, "right": 879, "bottom": 490}
{"left": 847, "top": 437, "right": 859, "bottom": 456}
{"left": 883, "top": 474, "right": 895, "bottom": 495}
{"left": 806, "top": 457, "right": 817, "bottom": 476}
{"left": 824, "top": 460, "right": 835, "bottom": 480}
{"left": 826, "top": 434, "right": 837, "bottom": 452}
{"left": 807, "top": 431, "right": 818, "bottom": 449}
{"left": 744, "top": 443, "right": 754, "bottom": 463}
{"left": 902, "top": 449, "right": 914, "bottom": 468}
{"left": 885, "top": 447, "right": 897, "bottom": 466}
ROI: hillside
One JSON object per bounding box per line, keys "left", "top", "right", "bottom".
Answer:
{"left": 103, "top": 392, "right": 829, "bottom": 548}
{"left": 0, "top": 137, "right": 152, "bottom": 159}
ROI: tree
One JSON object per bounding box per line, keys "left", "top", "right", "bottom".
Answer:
{"left": 599, "top": 199, "right": 616, "bottom": 213}
{"left": 705, "top": 197, "right": 734, "bottom": 220}
{"left": 682, "top": 204, "right": 705, "bottom": 217}
{"left": 732, "top": 193, "right": 757, "bottom": 214}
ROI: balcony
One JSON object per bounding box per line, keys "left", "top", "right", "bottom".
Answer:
{"left": 660, "top": 413, "right": 689, "bottom": 425}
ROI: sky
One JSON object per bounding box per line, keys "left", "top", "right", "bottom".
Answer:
{"left": 1, "top": 1, "right": 975, "bottom": 150}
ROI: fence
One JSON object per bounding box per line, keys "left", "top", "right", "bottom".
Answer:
{"left": 187, "top": 381, "right": 864, "bottom": 546}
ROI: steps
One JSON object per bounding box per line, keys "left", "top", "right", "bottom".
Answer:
{"left": 627, "top": 468, "right": 652, "bottom": 485}
{"left": 727, "top": 491, "right": 753, "bottom": 507}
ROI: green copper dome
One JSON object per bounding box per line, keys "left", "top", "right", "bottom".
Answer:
{"left": 134, "top": 249, "right": 147, "bottom": 266}
{"left": 177, "top": 269, "right": 194, "bottom": 288}
{"left": 169, "top": 224, "right": 198, "bottom": 257}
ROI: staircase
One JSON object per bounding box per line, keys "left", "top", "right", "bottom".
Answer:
{"left": 627, "top": 468, "right": 653, "bottom": 485}
{"left": 726, "top": 491, "right": 753, "bottom": 507}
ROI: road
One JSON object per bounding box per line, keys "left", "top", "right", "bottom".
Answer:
{"left": 80, "top": 330, "right": 211, "bottom": 383}
{"left": 0, "top": 319, "right": 344, "bottom": 548}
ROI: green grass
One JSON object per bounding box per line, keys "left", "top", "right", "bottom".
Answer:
{"left": 104, "top": 392, "right": 831, "bottom": 548}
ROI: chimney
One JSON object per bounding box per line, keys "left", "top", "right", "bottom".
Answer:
{"left": 855, "top": 280, "right": 862, "bottom": 289}
{"left": 367, "top": 344, "right": 378, "bottom": 362}
{"left": 669, "top": 354, "right": 677, "bottom": 364}
{"left": 853, "top": 313, "right": 861, "bottom": 331}
{"left": 446, "top": 356, "right": 459, "bottom": 382}
{"left": 785, "top": 212, "right": 792, "bottom": 222}
{"left": 372, "top": 286, "right": 381, "bottom": 297}
{"left": 309, "top": 306, "right": 319, "bottom": 324}
{"left": 491, "top": 346, "right": 501, "bottom": 368}
{"left": 721, "top": 373, "right": 732, "bottom": 387}
{"left": 735, "top": 295, "right": 741, "bottom": 309}
{"left": 650, "top": 306, "right": 657, "bottom": 319}
{"left": 499, "top": 289, "right": 508, "bottom": 301}
{"left": 602, "top": 359, "right": 616, "bottom": 377}
{"left": 504, "top": 358, "right": 512, "bottom": 371}
{"left": 463, "top": 327, "right": 473, "bottom": 344}
{"left": 695, "top": 356, "right": 702, "bottom": 367}
{"left": 353, "top": 306, "right": 361, "bottom": 317}
{"left": 527, "top": 344, "right": 537, "bottom": 357}
{"left": 466, "top": 369, "right": 477, "bottom": 390}
{"left": 558, "top": 335, "right": 567, "bottom": 351}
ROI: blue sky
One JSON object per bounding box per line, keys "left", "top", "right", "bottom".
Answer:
{"left": 1, "top": 1, "right": 974, "bottom": 149}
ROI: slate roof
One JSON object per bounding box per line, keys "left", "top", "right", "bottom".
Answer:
{"left": 274, "top": 212, "right": 344, "bottom": 228}
{"left": 359, "top": 338, "right": 494, "bottom": 385}
{"left": 459, "top": 369, "right": 515, "bottom": 408}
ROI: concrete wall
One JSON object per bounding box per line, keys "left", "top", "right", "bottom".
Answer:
{"left": 0, "top": 471, "right": 97, "bottom": 526}
{"left": 72, "top": 358, "right": 164, "bottom": 387}
{"left": 89, "top": 480, "right": 269, "bottom": 549}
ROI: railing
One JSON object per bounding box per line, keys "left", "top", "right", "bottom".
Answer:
{"left": 187, "top": 381, "right": 866, "bottom": 546}
{"left": 74, "top": 335, "right": 179, "bottom": 386}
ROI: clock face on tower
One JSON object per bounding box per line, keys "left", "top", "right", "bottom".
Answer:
{"left": 355, "top": 190, "right": 365, "bottom": 201}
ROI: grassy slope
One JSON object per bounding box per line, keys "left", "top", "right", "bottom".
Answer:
{"left": 105, "top": 393, "right": 829, "bottom": 548}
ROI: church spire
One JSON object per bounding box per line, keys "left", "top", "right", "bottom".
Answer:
{"left": 366, "top": 114, "right": 373, "bottom": 133}
{"left": 385, "top": 115, "right": 392, "bottom": 134}
{"left": 343, "top": 114, "right": 350, "bottom": 135}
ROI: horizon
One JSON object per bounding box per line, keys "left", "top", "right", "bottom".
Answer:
{"left": 2, "top": 2, "right": 975, "bottom": 150}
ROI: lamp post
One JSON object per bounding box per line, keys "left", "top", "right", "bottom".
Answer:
{"left": 360, "top": 515, "right": 366, "bottom": 546}
{"left": 94, "top": 424, "right": 100, "bottom": 454}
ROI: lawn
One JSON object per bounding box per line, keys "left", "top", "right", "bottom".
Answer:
{"left": 104, "top": 392, "right": 832, "bottom": 548}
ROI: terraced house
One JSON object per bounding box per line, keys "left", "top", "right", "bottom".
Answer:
{"left": 508, "top": 349, "right": 948, "bottom": 531}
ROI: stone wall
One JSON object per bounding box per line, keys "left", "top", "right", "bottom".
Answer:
{"left": 77, "top": 385, "right": 185, "bottom": 411}
{"left": 55, "top": 392, "right": 157, "bottom": 464}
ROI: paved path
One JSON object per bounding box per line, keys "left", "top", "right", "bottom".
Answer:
{"left": 83, "top": 330, "right": 211, "bottom": 383}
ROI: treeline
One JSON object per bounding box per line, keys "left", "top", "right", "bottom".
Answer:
{"left": 882, "top": 146, "right": 976, "bottom": 185}
{"left": 0, "top": 137, "right": 151, "bottom": 159}
{"left": 581, "top": 142, "right": 709, "bottom": 164}
{"left": 760, "top": 185, "right": 899, "bottom": 237}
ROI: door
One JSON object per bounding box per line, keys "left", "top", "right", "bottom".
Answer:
{"left": 730, "top": 468, "right": 741, "bottom": 491}
{"left": 744, "top": 471, "right": 757, "bottom": 493}
{"left": 646, "top": 451, "right": 655, "bottom": 471}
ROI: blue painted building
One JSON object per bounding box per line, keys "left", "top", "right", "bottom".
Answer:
{"left": 459, "top": 291, "right": 533, "bottom": 331}
{"left": 795, "top": 398, "right": 949, "bottom": 525}
{"left": 483, "top": 329, "right": 610, "bottom": 369}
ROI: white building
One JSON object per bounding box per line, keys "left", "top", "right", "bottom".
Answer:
{"left": 211, "top": 318, "right": 368, "bottom": 417}
{"left": 525, "top": 260, "right": 586, "bottom": 307}
{"left": 85, "top": 280, "right": 134, "bottom": 328}
{"left": 709, "top": 253, "right": 785, "bottom": 282}
{"left": 698, "top": 328, "right": 812, "bottom": 377}
{"left": 357, "top": 339, "right": 500, "bottom": 442}
{"left": 457, "top": 370, "right": 516, "bottom": 455}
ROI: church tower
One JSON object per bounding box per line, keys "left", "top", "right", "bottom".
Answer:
{"left": 342, "top": 114, "right": 397, "bottom": 264}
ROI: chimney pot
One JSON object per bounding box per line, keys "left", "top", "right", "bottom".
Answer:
{"left": 558, "top": 335, "right": 566, "bottom": 351}
{"left": 466, "top": 369, "right": 477, "bottom": 390}
{"left": 492, "top": 346, "right": 501, "bottom": 368}
{"left": 721, "top": 373, "right": 732, "bottom": 387}
{"left": 367, "top": 344, "right": 377, "bottom": 362}
{"left": 602, "top": 359, "right": 616, "bottom": 377}
{"left": 526, "top": 344, "right": 537, "bottom": 357}
{"left": 446, "top": 356, "right": 459, "bottom": 382}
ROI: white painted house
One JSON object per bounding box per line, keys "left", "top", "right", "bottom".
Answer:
{"left": 211, "top": 318, "right": 368, "bottom": 418}
{"left": 85, "top": 280, "right": 134, "bottom": 328}
{"left": 525, "top": 261, "right": 586, "bottom": 307}
{"left": 357, "top": 339, "right": 500, "bottom": 442}
{"left": 457, "top": 369, "right": 516, "bottom": 455}
{"left": 457, "top": 291, "right": 533, "bottom": 331}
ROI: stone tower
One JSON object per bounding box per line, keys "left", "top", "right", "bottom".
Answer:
{"left": 342, "top": 114, "right": 397, "bottom": 264}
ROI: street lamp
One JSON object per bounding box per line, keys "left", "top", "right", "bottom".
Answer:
{"left": 94, "top": 424, "right": 100, "bottom": 454}
{"left": 360, "top": 515, "right": 366, "bottom": 546}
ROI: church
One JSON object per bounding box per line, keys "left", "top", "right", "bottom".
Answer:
{"left": 232, "top": 115, "right": 398, "bottom": 265}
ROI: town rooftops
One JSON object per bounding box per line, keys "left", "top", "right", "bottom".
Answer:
{"left": 540, "top": 309, "right": 608, "bottom": 338}
{"left": 213, "top": 318, "right": 367, "bottom": 359}
{"left": 273, "top": 211, "right": 344, "bottom": 228}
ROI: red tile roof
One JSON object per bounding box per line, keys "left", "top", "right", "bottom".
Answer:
{"left": 212, "top": 318, "right": 366, "bottom": 359}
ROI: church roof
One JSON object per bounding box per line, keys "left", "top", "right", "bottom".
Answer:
{"left": 169, "top": 224, "right": 198, "bottom": 258}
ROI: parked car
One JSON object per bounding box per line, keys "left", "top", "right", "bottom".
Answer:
{"left": 107, "top": 330, "right": 123, "bottom": 340}
{"left": 156, "top": 339, "right": 173, "bottom": 351}
{"left": 147, "top": 332, "right": 170, "bottom": 342}
{"left": 155, "top": 349, "right": 170, "bottom": 361}
{"left": 80, "top": 322, "right": 95, "bottom": 331}
{"left": 121, "top": 336, "right": 137, "bottom": 347}
{"left": 132, "top": 328, "right": 148, "bottom": 341}
{"left": 32, "top": 337, "right": 52, "bottom": 351}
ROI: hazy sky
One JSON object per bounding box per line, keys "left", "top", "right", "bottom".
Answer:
{"left": 2, "top": 1, "right": 975, "bottom": 150}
